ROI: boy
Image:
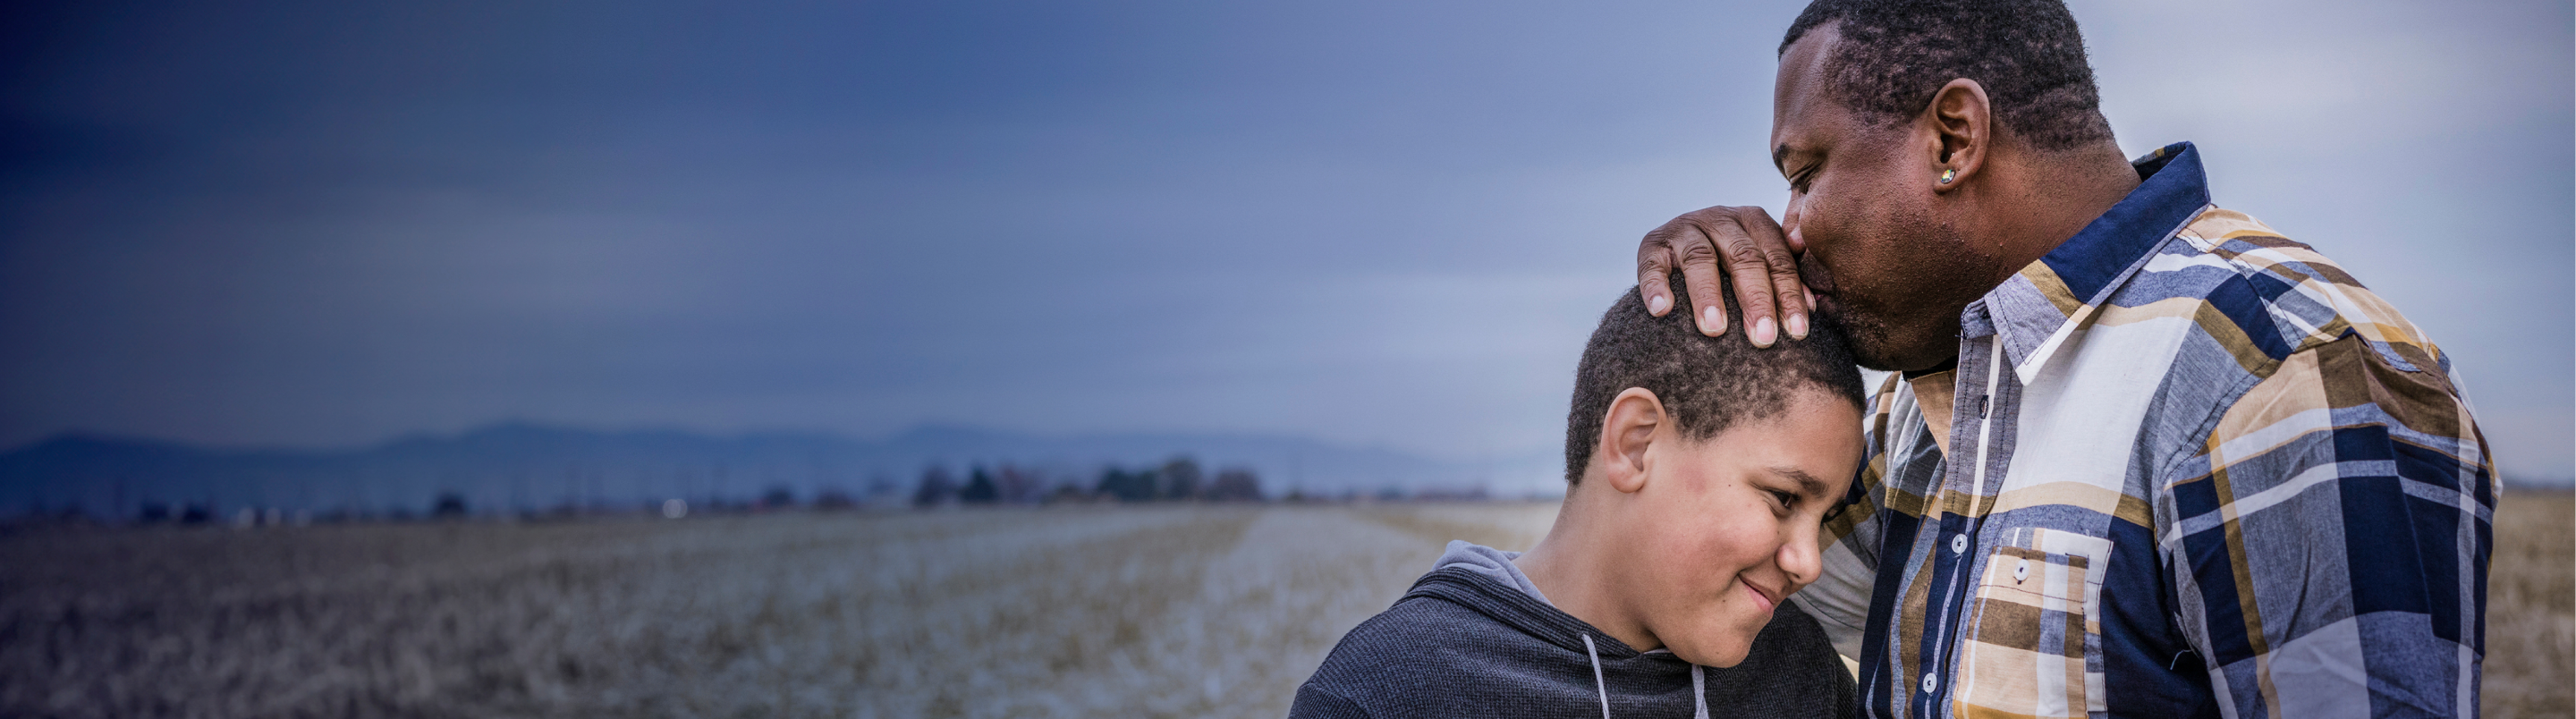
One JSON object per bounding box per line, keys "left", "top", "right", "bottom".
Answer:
{"left": 1291, "top": 277, "right": 1865, "bottom": 718}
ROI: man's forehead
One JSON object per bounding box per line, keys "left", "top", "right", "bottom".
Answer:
{"left": 1770, "top": 25, "right": 1843, "bottom": 170}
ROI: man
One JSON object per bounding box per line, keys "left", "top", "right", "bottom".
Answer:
{"left": 1629, "top": 0, "right": 2495, "bottom": 716}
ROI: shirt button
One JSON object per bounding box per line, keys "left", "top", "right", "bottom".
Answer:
{"left": 1921, "top": 672, "right": 1939, "bottom": 693}
{"left": 2014, "top": 559, "right": 2031, "bottom": 583}
{"left": 1950, "top": 534, "right": 1969, "bottom": 554}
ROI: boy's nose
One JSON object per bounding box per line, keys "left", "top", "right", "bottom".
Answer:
{"left": 1776, "top": 523, "right": 1823, "bottom": 590}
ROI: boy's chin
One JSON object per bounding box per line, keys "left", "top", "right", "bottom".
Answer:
{"left": 1666, "top": 634, "right": 1756, "bottom": 669}
{"left": 1665, "top": 605, "right": 1775, "bottom": 667}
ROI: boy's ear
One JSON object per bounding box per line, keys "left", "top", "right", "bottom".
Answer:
{"left": 1597, "top": 387, "right": 1665, "bottom": 495}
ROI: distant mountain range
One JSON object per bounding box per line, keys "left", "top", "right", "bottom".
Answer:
{"left": 0, "top": 423, "right": 1559, "bottom": 519}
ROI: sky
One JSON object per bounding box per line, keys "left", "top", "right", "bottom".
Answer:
{"left": 2, "top": 0, "right": 2569, "bottom": 486}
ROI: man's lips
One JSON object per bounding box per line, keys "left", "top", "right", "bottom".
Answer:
{"left": 1796, "top": 256, "right": 1837, "bottom": 295}
{"left": 1809, "top": 292, "right": 1847, "bottom": 323}
{"left": 1741, "top": 579, "right": 1779, "bottom": 613}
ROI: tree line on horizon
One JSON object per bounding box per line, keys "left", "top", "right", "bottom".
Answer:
{"left": 3, "top": 455, "right": 1304, "bottom": 528}
{"left": 911, "top": 456, "right": 1263, "bottom": 507}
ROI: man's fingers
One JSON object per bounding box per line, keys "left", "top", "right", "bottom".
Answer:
{"left": 1736, "top": 207, "right": 1810, "bottom": 341}
{"left": 1635, "top": 231, "right": 1679, "bottom": 317}
{"left": 1638, "top": 205, "right": 1813, "bottom": 343}
{"left": 1673, "top": 223, "right": 1729, "bottom": 337}
{"left": 1778, "top": 272, "right": 1812, "bottom": 341}
{"left": 1799, "top": 284, "right": 1818, "bottom": 336}
{"left": 1707, "top": 219, "right": 1781, "bottom": 347}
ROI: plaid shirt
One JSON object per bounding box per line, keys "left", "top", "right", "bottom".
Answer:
{"left": 1790, "top": 142, "right": 2495, "bottom": 718}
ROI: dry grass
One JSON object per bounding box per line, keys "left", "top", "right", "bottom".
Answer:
{"left": 0, "top": 504, "right": 1556, "bottom": 718}
{"left": 2487, "top": 491, "right": 2574, "bottom": 719}
{"left": 1, "top": 495, "right": 2563, "bottom": 718}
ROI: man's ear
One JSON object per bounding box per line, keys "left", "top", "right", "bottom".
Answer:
{"left": 1596, "top": 387, "right": 1665, "bottom": 495}
{"left": 1921, "top": 78, "right": 1991, "bottom": 194}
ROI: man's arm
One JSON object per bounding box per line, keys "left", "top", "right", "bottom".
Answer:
{"left": 1632, "top": 206, "right": 1812, "bottom": 347}
{"left": 2158, "top": 334, "right": 2493, "bottom": 717}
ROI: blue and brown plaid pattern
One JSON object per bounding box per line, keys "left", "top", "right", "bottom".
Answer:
{"left": 1788, "top": 143, "right": 2494, "bottom": 718}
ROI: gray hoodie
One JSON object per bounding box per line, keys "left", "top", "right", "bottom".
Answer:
{"left": 1291, "top": 541, "right": 1855, "bottom": 719}
{"left": 1428, "top": 540, "right": 1555, "bottom": 605}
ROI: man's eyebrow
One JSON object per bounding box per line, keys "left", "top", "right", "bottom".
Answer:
{"left": 1767, "top": 465, "right": 1829, "bottom": 498}
{"left": 1773, "top": 144, "right": 1793, "bottom": 173}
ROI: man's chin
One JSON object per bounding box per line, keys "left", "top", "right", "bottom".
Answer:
{"left": 1830, "top": 306, "right": 1961, "bottom": 372}
{"left": 1837, "top": 321, "right": 1937, "bottom": 372}
{"left": 1855, "top": 344, "right": 1959, "bottom": 374}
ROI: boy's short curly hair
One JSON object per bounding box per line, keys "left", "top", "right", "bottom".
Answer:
{"left": 1563, "top": 275, "right": 1866, "bottom": 484}
{"left": 1781, "top": 0, "right": 2114, "bottom": 152}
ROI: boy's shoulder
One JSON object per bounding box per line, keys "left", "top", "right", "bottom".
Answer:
{"left": 1292, "top": 568, "right": 1597, "bottom": 718}
{"left": 1290, "top": 595, "right": 1494, "bottom": 717}
{"left": 1299, "top": 588, "right": 1499, "bottom": 680}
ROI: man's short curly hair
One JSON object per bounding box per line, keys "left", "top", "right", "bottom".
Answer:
{"left": 1563, "top": 275, "right": 1866, "bottom": 484}
{"left": 1780, "top": 0, "right": 2113, "bottom": 152}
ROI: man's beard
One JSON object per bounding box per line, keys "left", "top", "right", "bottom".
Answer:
{"left": 1826, "top": 295, "right": 1969, "bottom": 372}
{"left": 1810, "top": 220, "right": 2000, "bottom": 373}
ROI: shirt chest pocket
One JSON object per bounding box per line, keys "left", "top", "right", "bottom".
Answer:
{"left": 1953, "top": 529, "right": 2111, "bottom": 719}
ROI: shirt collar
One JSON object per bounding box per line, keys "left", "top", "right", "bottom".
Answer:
{"left": 1979, "top": 141, "right": 2213, "bottom": 385}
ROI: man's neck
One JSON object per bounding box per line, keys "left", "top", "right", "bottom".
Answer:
{"left": 1983, "top": 142, "right": 2142, "bottom": 283}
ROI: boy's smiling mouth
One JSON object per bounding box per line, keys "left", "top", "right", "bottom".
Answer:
{"left": 1741, "top": 578, "right": 1780, "bottom": 613}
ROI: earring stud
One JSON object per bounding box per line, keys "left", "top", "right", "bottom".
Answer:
{"left": 1938, "top": 169, "right": 1957, "bottom": 184}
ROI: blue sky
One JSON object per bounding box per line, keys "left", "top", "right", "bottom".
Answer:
{"left": 3, "top": 0, "right": 2568, "bottom": 487}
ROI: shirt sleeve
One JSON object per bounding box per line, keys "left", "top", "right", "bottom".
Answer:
{"left": 1793, "top": 372, "right": 1906, "bottom": 661}
{"left": 2157, "top": 334, "right": 2492, "bottom": 718}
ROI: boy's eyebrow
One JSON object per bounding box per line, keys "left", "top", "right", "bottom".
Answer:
{"left": 1767, "top": 466, "right": 1829, "bottom": 498}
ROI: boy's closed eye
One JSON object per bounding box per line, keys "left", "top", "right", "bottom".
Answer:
{"left": 1765, "top": 487, "right": 1800, "bottom": 514}
{"left": 1759, "top": 466, "right": 1832, "bottom": 516}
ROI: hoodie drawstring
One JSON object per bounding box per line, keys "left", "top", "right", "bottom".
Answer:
{"left": 1580, "top": 634, "right": 1714, "bottom": 719}
{"left": 1582, "top": 634, "right": 1610, "bottom": 719}
{"left": 1690, "top": 664, "right": 1709, "bottom": 719}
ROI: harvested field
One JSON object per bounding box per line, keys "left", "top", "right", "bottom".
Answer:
{"left": 2487, "top": 491, "right": 2574, "bottom": 718}
{"left": 1, "top": 495, "right": 2566, "bottom": 718}
{"left": 0, "top": 504, "right": 1555, "bottom": 718}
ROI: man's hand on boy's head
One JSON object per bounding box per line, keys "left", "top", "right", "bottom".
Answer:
{"left": 1634, "top": 206, "right": 1812, "bottom": 349}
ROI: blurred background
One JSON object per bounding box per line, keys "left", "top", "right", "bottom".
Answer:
{"left": 3, "top": 0, "right": 2569, "bottom": 512}
{"left": 0, "top": 0, "right": 2567, "bottom": 716}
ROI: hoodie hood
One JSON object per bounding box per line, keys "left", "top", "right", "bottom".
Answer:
{"left": 1431, "top": 540, "right": 1553, "bottom": 605}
